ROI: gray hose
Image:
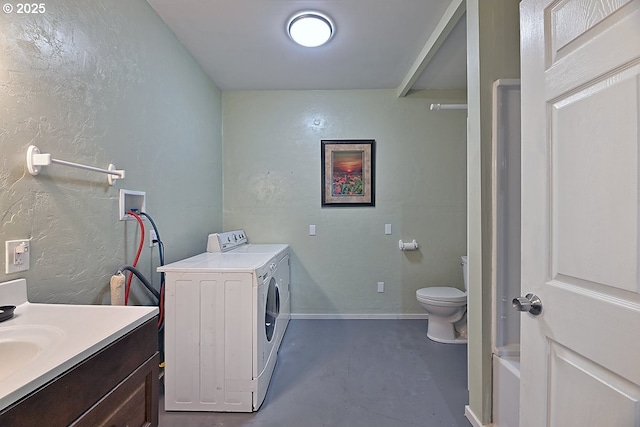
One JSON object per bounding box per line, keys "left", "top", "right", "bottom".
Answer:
{"left": 117, "top": 265, "right": 160, "bottom": 301}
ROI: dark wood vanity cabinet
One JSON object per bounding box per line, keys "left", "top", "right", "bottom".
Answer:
{"left": 0, "top": 317, "right": 159, "bottom": 427}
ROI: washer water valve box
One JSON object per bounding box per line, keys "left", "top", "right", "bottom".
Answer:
{"left": 119, "top": 189, "right": 146, "bottom": 220}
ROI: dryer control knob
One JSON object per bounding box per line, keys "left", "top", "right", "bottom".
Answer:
{"left": 270, "top": 263, "right": 276, "bottom": 271}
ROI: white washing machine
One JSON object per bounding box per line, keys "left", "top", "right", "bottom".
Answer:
{"left": 158, "top": 230, "right": 290, "bottom": 412}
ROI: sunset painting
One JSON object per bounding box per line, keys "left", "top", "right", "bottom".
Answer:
{"left": 321, "top": 140, "right": 376, "bottom": 207}
{"left": 331, "top": 151, "right": 364, "bottom": 196}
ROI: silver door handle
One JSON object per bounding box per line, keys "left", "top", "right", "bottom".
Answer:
{"left": 512, "top": 293, "right": 542, "bottom": 315}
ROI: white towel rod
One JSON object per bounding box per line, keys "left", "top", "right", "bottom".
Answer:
{"left": 26, "top": 145, "right": 125, "bottom": 186}
{"left": 430, "top": 103, "right": 468, "bottom": 110}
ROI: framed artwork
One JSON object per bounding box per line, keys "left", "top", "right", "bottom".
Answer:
{"left": 321, "top": 139, "right": 375, "bottom": 207}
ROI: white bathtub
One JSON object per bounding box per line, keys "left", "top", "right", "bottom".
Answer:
{"left": 492, "top": 352, "right": 520, "bottom": 427}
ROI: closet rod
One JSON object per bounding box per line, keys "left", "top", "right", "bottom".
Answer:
{"left": 430, "top": 103, "right": 468, "bottom": 110}
{"left": 26, "top": 145, "right": 125, "bottom": 186}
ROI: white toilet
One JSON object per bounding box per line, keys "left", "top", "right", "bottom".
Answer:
{"left": 416, "top": 256, "right": 468, "bottom": 344}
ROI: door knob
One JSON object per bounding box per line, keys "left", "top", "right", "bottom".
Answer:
{"left": 512, "top": 293, "right": 542, "bottom": 315}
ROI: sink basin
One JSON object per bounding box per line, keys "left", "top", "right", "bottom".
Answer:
{"left": 0, "top": 325, "right": 64, "bottom": 382}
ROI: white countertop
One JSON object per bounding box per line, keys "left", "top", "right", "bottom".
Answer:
{"left": 158, "top": 251, "right": 275, "bottom": 272}
{"left": 0, "top": 280, "right": 158, "bottom": 411}
{"left": 158, "top": 244, "right": 289, "bottom": 273}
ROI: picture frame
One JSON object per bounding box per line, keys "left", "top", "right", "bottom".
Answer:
{"left": 321, "top": 139, "right": 376, "bottom": 207}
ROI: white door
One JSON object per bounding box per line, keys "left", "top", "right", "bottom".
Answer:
{"left": 520, "top": 1, "right": 640, "bottom": 426}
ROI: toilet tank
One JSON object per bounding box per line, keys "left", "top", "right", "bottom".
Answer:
{"left": 461, "top": 256, "right": 468, "bottom": 291}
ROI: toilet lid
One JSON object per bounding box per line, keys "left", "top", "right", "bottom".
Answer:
{"left": 416, "top": 287, "right": 466, "bottom": 303}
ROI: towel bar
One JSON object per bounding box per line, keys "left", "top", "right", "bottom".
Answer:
{"left": 26, "top": 145, "right": 125, "bottom": 185}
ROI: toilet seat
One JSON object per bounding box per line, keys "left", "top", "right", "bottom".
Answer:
{"left": 416, "top": 287, "right": 466, "bottom": 303}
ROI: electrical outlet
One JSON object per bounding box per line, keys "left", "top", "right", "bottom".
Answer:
{"left": 377, "top": 281, "right": 384, "bottom": 293}
{"left": 149, "top": 230, "right": 158, "bottom": 247}
{"left": 5, "top": 239, "right": 30, "bottom": 274}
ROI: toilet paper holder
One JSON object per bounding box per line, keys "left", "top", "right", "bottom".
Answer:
{"left": 399, "top": 239, "right": 419, "bottom": 251}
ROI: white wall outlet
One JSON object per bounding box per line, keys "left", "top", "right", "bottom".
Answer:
{"left": 149, "top": 230, "right": 158, "bottom": 247}
{"left": 309, "top": 225, "right": 316, "bottom": 236}
{"left": 385, "top": 224, "right": 392, "bottom": 235}
{"left": 377, "top": 281, "right": 384, "bottom": 293}
{"left": 5, "top": 239, "right": 30, "bottom": 274}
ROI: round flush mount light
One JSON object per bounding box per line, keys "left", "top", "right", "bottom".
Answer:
{"left": 287, "top": 11, "right": 334, "bottom": 47}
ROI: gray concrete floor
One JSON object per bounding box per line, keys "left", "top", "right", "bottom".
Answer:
{"left": 159, "top": 319, "right": 470, "bottom": 427}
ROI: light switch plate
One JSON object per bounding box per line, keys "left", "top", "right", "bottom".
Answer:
{"left": 5, "top": 239, "right": 30, "bottom": 274}
{"left": 309, "top": 225, "right": 316, "bottom": 236}
{"left": 385, "top": 224, "right": 392, "bottom": 235}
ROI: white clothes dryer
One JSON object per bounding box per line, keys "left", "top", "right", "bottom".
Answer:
{"left": 159, "top": 230, "right": 290, "bottom": 412}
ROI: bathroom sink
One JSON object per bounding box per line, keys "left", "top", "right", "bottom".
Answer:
{"left": 0, "top": 325, "right": 64, "bottom": 382}
{"left": 0, "top": 278, "right": 158, "bottom": 412}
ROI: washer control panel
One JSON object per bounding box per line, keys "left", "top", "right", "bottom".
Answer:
{"left": 206, "top": 230, "right": 247, "bottom": 252}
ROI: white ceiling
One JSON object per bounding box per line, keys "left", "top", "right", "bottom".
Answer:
{"left": 146, "top": 0, "right": 467, "bottom": 93}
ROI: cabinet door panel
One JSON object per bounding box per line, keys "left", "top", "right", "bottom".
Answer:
{"left": 72, "top": 354, "right": 159, "bottom": 427}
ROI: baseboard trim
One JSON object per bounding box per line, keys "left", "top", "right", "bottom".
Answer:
{"left": 290, "top": 313, "right": 429, "bottom": 320}
{"left": 465, "top": 405, "right": 487, "bottom": 427}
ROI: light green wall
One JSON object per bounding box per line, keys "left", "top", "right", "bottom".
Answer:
{"left": 222, "top": 90, "right": 467, "bottom": 315}
{"left": 466, "top": 0, "right": 521, "bottom": 424}
{"left": 0, "top": 0, "right": 223, "bottom": 304}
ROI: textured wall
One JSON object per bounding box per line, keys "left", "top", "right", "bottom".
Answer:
{"left": 0, "top": 0, "right": 223, "bottom": 304}
{"left": 222, "top": 89, "right": 467, "bottom": 316}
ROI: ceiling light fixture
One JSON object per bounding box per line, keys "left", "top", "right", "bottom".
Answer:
{"left": 287, "top": 11, "right": 334, "bottom": 47}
